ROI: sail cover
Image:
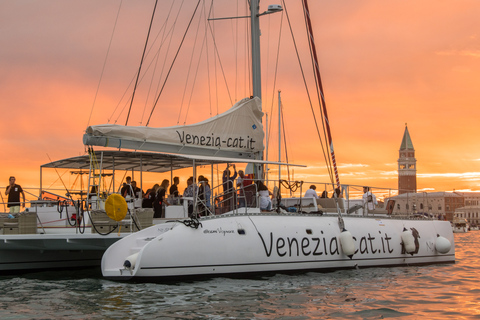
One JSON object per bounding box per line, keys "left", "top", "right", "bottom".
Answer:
{"left": 83, "top": 97, "right": 264, "bottom": 159}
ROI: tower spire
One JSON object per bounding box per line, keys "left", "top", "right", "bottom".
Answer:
{"left": 398, "top": 125, "right": 417, "bottom": 194}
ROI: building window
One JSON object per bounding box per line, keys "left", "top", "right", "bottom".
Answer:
{"left": 420, "top": 203, "right": 424, "bottom": 210}
{"left": 438, "top": 206, "right": 442, "bottom": 210}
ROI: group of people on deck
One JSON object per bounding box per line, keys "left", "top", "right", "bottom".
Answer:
{"left": 120, "top": 162, "right": 337, "bottom": 217}
{"left": 222, "top": 164, "right": 272, "bottom": 212}
{"left": 120, "top": 175, "right": 212, "bottom": 218}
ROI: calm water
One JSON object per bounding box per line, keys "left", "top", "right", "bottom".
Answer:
{"left": 0, "top": 233, "right": 479, "bottom": 319}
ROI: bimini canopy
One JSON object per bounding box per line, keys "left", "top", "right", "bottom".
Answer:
{"left": 40, "top": 150, "right": 304, "bottom": 174}
{"left": 83, "top": 97, "right": 264, "bottom": 159}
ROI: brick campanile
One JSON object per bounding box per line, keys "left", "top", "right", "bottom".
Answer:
{"left": 398, "top": 125, "right": 417, "bottom": 194}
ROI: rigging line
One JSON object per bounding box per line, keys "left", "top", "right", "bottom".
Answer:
{"left": 265, "top": 15, "right": 271, "bottom": 116}
{"left": 300, "top": 2, "right": 332, "bottom": 165}
{"left": 46, "top": 154, "right": 71, "bottom": 198}
{"left": 211, "top": 3, "right": 219, "bottom": 115}
{"left": 300, "top": 1, "right": 334, "bottom": 183}
{"left": 180, "top": 1, "right": 206, "bottom": 125}
{"left": 282, "top": 0, "right": 333, "bottom": 183}
{"left": 110, "top": 3, "right": 182, "bottom": 124}
{"left": 157, "top": 1, "right": 187, "bottom": 125}
{"left": 206, "top": 16, "right": 234, "bottom": 107}
{"left": 142, "top": 0, "right": 177, "bottom": 124}
{"left": 146, "top": 0, "right": 202, "bottom": 126}
{"left": 205, "top": 0, "right": 213, "bottom": 119}
{"left": 281, "top": 104, "right": 292, "bottom": 184}
{"left": 87, "top": 0, "right": 123, "bottom": 128}
{"left": 267, "top": 10, "right": 284, "bottom": 151}
{"left": 125, "top": 0, "right": 159, "bottom": 126}
{"left": 302, "top": 0, "right": 340, "bottom": 188}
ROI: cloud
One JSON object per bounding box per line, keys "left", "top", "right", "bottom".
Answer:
{"left": 418, "top": 172, "right": 480, "bottom": 179}
{"left": 436, "top": 50, "right": 480, "bottom": 58}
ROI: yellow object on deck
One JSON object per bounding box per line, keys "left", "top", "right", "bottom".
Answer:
{"left": 105, "top": 194, "right": 128, "bottom": 222}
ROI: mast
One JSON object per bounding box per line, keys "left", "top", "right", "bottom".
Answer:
{"left": 302, "top": 0, "right": 340, "bottom": 188}
{"left": 250, "top": 0, "right": 264, "bottom": 179}
{"left": 250, "top": 0, "right": 262, "bottom": 100}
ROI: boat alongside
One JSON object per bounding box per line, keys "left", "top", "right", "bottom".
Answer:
{"left": 0, "top": 151, "right": 192, "bottom": 272}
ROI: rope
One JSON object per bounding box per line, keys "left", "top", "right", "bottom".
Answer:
{"left": 181, "top": 217, "right": 203, "bottom": 229}
{"left": 125, "top": 0, "right": 159, "bottom": 126}
{"left": 280, "top": 180, "right": 303, "bottom": 193}
{"left": 147, "top": 0, "right": 202, "bottom": 126}
{"left": 282, "top": 0, "right": 334, "bottom": 184}
{"left": 87, "top": 0, "right": 123, "bottom": 128}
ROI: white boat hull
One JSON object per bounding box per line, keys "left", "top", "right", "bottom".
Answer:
{"left": 102, "top": 213, "right": 455, "bottom": 281}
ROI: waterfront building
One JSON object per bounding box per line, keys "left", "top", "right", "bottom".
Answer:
{"left": 386, "top": 192, "right": 463, "bottom": 221}
{"left": 453, "top": 192, "right": 480, "bottom": 227}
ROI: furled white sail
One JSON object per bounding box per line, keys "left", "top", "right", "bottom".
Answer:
{"left": 83, "top": 97, "right": 264, "bottom": 159}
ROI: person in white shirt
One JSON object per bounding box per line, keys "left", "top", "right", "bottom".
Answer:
{"left": 304, "top": 185, "right": 319, "bottom": 199}
{"left": 362, "top": 186, "right": 377, "bottom": 212}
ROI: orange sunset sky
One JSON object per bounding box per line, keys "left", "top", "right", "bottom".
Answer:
{"left": 1, "top": 0, "right": 480, "bottom": 201}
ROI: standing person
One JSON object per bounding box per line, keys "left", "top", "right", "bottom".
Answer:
{"left": 120, "top": 176, "right": 133, "bottom": 198}
{"left": 5, "top": 176, "right": 25, "bottom": 213}
{"left": 131, "top": 181, "right": 143, "bottom": 208}
{"left": 304, "top": 185, "right": 319, "bottom": 199}
{"left": 222, "top": 164, "right": 237, "bottom": 212}
{"left": 131, "top": 181, "right": 142, "bottom": 198}
{"left": 169, "top": 176, "right": 180, "bottom": 204}
{"left": 237, "top": 170, "right": 246, "bottom": 208}
{"left": 142, "top": 184, "right": 158, "bottom": 209}
{"left": 183, "top": 176, "right": 197, "bottom": 217}
{"left": 197, "top": 175, "right": 206, "bottom": 216}
{"left": 362, "top": 186, "right": 377, "bottom": 213}
{"left": 154, "top": 180, "right": 171, "bottom": 218}
{"left": 203, "top": 177, "right": 212, "bottom": 211}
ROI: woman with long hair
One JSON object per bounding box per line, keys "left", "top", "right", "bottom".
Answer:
{"left": 154, "top": 179, "right": 170, "bottom": 218}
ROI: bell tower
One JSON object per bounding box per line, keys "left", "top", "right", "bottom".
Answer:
{"left": 398, "top": 124, "right": 417, "bottom": 194}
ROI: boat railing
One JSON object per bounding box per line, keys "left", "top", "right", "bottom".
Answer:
{"left": 209, "top": 181, "right": 259, "bottom": 215}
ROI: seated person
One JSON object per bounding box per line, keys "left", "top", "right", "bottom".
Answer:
{"left": 304, "top": 185, "right": 319, "bottom": 199}
{"left": 256, "top": 181, "right": 273, "bottom": 211}
{"left": 332, "top": 188, "right": 342, "bottom": 198}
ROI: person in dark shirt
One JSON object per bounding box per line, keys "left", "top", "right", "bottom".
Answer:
{"left": 154, "top": 179, "right": 171, "bottom": 218}
{"left": 169, "top": 176, "right": 180, "bottom": 197}
{"left": 5, "top": 176, "right": 25, "bottom": 213}
{"left": 120, "top": 176, "right": 133, "bottom": 198}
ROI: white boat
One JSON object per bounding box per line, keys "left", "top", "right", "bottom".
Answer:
{"left": 0, "top": 150, "right": 196, "bottom": 272}
{"left": 452, "top": 218, "right": 469, "bottom": 233}
{"left": 83, "top": 0, "right": 455, "bottom": 281}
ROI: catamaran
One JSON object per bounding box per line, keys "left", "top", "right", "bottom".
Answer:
{"left": 81, "top": 0, "right": 455, "bottom": 281}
